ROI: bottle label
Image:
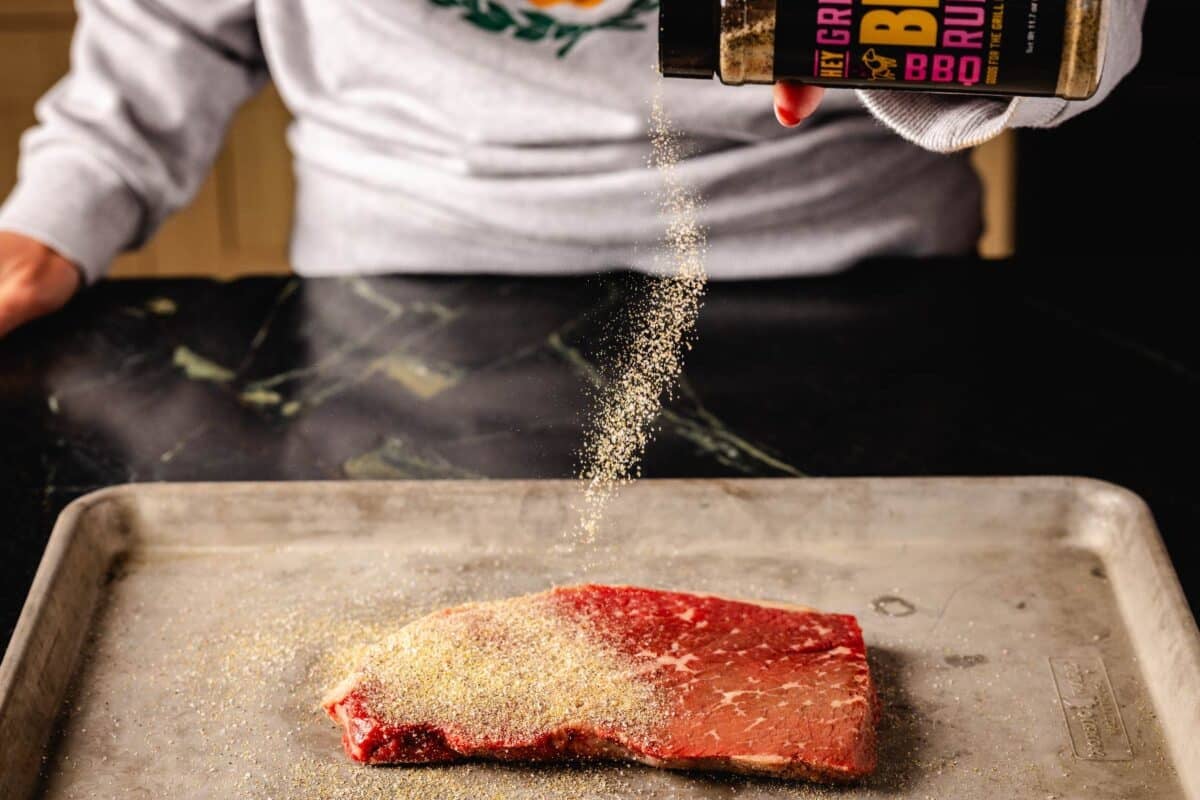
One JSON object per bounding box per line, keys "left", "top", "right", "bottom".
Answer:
{"left": 774, "top": 0, "right": 1068, "bottom": 95}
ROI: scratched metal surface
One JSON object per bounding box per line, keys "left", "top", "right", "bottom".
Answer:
{"left": 1, "top": 479, "right": 1196, "bottom": 799}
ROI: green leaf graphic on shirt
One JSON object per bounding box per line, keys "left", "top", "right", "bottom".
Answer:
{"left": 431, "top": 0, "right": 660, "bottom": 56}
{"left": 514, "top": 11, "right": 555, "bottom": 40}
{"left": 465, "top": 0, "right": 515, "bottom": 31}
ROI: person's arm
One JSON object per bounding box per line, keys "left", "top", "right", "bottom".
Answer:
{"left": 775, "top": 2, "right": 1147, "bottom": 152}
{"left": 0, "top": 0, "right": 265, "bottom": 335}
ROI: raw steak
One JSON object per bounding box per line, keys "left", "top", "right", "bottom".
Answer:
{"left": 323, "top": 585, "right": 879, "bottom": 781}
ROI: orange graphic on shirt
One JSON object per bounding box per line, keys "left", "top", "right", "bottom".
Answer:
{"left": 527, "top": 0, "right": 604, "bottom": 8}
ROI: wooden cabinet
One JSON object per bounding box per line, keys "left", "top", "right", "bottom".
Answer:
{"left": 972, "top": 134, "right": 1015, "bottom": 259}
{"left": 0, "top": 1, "right": 75, "bottom": 13}
{"left": 0, "top": 7, "right": 1012, "bottom": 278}
{"left": 0, "top": 26, "right": 72, "bottom": 198}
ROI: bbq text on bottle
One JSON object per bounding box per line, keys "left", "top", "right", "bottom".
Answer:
{"left": 781, "top": 0, "right": 1065, "bottom": 95}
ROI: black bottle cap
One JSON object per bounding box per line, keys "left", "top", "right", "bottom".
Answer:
{"left": 659, "top": 0, "right": 717, "bottom": 79}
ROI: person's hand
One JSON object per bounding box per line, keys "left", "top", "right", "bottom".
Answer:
{"left": 0, "top": 231, "right": 81, "bottom": 338}
{"left": 774, "top": 82, "right": 826, "bottom": 127}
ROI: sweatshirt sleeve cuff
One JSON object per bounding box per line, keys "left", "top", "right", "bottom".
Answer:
{"left": 856, "top": 90, "right": 1072, "bottom": 154}
{"left": 0, "top": 149, "right": 145, "bottom": 284}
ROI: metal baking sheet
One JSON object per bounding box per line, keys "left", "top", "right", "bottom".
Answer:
{"left": 1, "top": 478, "right": 1197, "bottom": 799}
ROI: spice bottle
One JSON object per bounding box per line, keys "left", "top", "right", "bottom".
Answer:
{"left": 660, "top": 0, "right": 1106, "bottom": 100}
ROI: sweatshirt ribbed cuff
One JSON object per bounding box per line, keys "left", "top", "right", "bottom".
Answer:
{"left": 857, "top": 91, "right": 1074, "bottom": 154}
{"left": 856, "top": 91, "right": 1015, "bottom": 153}
{"left": 0, "top": 149, "right": 144, "bottom": 284}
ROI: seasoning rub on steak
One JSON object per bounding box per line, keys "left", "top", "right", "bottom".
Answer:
{"left": 323, "top": 585, "right": 879, "bottom": 782}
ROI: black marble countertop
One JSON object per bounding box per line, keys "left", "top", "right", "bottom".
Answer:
{"left": 2, "top": 260, "right": 1197, "bottom": 649}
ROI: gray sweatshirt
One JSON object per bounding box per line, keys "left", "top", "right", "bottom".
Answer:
{"left": 0, "top": 1, "right": 1145, "bottom": 282}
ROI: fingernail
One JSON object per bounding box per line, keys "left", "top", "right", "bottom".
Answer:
{"left": 775, "top": 103, "right": 799, "bottom": 127}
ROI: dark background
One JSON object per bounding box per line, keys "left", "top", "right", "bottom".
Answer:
{"left": 1020, "top": 3, "right": 1195, "bottom": 256}
{"left": 1017, "top": 2, "right": 1198, "bottom": 371}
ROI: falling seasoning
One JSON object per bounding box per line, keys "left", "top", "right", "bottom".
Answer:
{"left": 661, "top": 0, "right": 1108, "bottom": 99}
{"left": 570, "top": 78, "right": 707, "bottom": 546}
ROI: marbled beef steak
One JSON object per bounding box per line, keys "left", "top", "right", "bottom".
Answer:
{"left": 323, "top": 585, "right": 879, "bottom": 782}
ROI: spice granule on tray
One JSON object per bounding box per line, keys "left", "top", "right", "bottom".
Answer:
{"left": 353, "top": 594, "right": 668, "bottom": 742}
{"left": 571, "top": 79, "right": 707, "bottom": 546}
{"left": 284, "top": 758, "right": 633, "bottom": 800}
